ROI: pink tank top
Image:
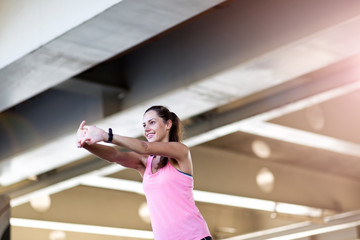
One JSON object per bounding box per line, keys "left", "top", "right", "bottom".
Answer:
{"left": 142, "top": 155, "right": 211, "bottom": 240}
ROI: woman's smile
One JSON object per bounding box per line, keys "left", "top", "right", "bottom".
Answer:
{"left": 146, "top": 132, "right": 155, "bottom": 140}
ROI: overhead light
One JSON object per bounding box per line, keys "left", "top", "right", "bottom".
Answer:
{"left": 80, "top": 175, "right": 144, "bottom": 194}
{"left": 49, "top": 230, "right": 66, "bottom": 240}
{"left": 10, "top": 218, "right": 154, "bottom": 239}
{"left": 305, "top": 104, "right": 325, "bottom": 131}
{"left": 195, "top": 190, "right": 324, "bottom": 218}
{"left": 256, "top": 167, "right": 275, "bottom": 193}
{"left": 193, "top": 190, "right": 275, "bottom": 212}
{"left": 138, "top": 202, "right": 151, "bottom": 224}
{"left": 30, "top": 194, "right": 51, "bottom": 212}
{"left": 275, "top": 203, "right": 322, "bottom": 218}
{"left": 252, "top": 140, "right": 271, "bottom": 159}
{"left": 217, "top": 226, "right": 237, "bottom": 234}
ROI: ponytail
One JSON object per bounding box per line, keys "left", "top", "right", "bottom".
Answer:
{"left": 169, "top": 112, "right": 182, "bottom": 142}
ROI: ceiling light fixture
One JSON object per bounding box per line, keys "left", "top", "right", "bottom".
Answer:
{"left": 49, "top": 230, "right": 66, "bottom": 240}
{"left": 30, "top": 194, "right": 51, "bottom": 212}
{"left": 256, "top": 167, "right": 275, "bottom": 193}
{"left": 138, "top": 202, "right": 151, "bottom": 224}
{"left": 252, "top": 140, "right": 271, "bottom": 159}
{"left": 305, "top": 104, "right": 325, "bottom": 131}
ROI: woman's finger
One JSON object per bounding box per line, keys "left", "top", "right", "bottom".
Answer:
{"left": 84, "top": 138, "right": 95, "bottom": 145}
{"left": 80, "top": 135, "right": 88, "bottom": 146}
{"left": 79, "top": 120, "right": 86, "bottom": 130}
{"left": 77, "top": 137, "right": 83, "bottom": 148}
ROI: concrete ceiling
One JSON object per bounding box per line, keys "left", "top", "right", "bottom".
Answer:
{"left": 2, "top": 0, "right": 360, "bottom": 239}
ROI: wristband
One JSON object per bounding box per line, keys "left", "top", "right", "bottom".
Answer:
{"left": 107, "top": 128, "right": 113, "bottom": 143}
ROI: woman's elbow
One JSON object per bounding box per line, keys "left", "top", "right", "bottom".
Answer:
{"left": 139, "top": 141, "right": 151, "bottom": 155}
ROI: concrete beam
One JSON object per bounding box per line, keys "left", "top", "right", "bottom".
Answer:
{"left": 0, "top": 0, "right": 225, "bottom": 112}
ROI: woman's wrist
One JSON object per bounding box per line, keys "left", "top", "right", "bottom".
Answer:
{"left": 106, "top": 128, "right": 113, "bottom": 143}
{"left": 100, "top": 129, "right": 108, "bottom": 142}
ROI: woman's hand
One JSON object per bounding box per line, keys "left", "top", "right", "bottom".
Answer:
{"left": 77, "top": 121, "right": 107, "bottom": 147}
{"left": 82, "top": 124, "right": 107, "bottom": 146}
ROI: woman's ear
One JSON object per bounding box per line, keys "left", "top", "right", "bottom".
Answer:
{"left": 166, "top": 120, "right": 172, "bottom": 131}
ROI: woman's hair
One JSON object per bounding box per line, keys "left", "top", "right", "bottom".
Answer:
{"left": 144, "top": 105, "right": 183, "bottom": 169}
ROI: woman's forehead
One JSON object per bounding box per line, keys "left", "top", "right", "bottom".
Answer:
{"left": 143, "top": 110, "right": 159, "bottom": 121}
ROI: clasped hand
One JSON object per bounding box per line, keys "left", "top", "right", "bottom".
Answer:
{"left": 77, "top": 120, "right": 106, "bottom": 147}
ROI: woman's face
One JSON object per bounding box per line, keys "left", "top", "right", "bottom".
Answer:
{"left": 143, "top": 110, "right": 171, "bottom": 142}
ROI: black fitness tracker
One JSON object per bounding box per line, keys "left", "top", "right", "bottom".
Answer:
{"left": 107, "top": 128, "right": 113, "bottom": 143}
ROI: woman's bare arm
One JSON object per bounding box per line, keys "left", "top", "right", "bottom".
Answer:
{"left": 77, "top": 121, "right": 145, "bottom": 174}
{"left": 113, "top": 135, "right": 189, "bottom": 161}
{"left": 82, "top": 143, "right": 145, "bottom": 173}
{"left": 80, "top": 121, "right": 190, "bottom": 163}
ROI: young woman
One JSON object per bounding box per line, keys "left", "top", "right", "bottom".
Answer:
{"left": 77, "top": 105, "right": 212, "bottom": 240}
